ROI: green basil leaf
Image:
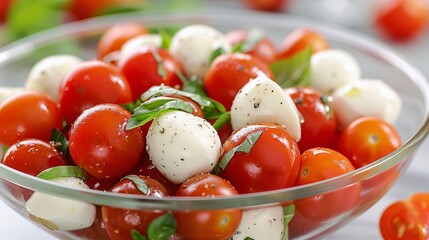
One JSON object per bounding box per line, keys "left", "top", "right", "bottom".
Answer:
{"left": 212, "top": 112, "right": 230, "bottom": 131}
{"left": 147, "top": 211, "right": 176, "bottom": 240}
{"left": 182, "top": 77, "right": 208, "bottom": 97}
{"left": 208, "top": 47, "right": 226, "bottom": 65}
{"left": 270, "top": 47, "right": 312, "bottom": 88}
{"left": 231, "top": 29, "right": 264, "bottom": 53}
{"left": 244, "top": 237, "right": 256, "bottom": 240}
{"left": 37, "top": 166, "right": 86, "bottom": 181}
{"left": 99, "top": 5, "right": 144, "bottom": 16}
{"left": 126, "top": 97, "right": 194, "bottom": 130}
{"left": 122, "top": 175, "right": 151, "bottom": 195}
{"left": 282, "top": 204, "right": 295, "bottom": 240}
{"left": 131, "top": 229, "right": 147, "bottom": 240}
{"left": 122, "top": 99, "right": 143, "bottom": 114}
{"left": 50, "top": 128, "right": 69, "bottom": 157}
{"left": 215, "top": 130, "right": 263, "bottom": 175}
{"left": 140, "top": 86, "right": 225, "bottom": 120}
{"left": 150, "top": 49, "right": 166, "bottom": 79}
{"left": 159, "top": 29, "right": 173, "bottom": 50}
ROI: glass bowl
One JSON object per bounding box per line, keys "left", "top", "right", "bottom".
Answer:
{"left": 0, "top": 9, "right": 428, "bottom": 240}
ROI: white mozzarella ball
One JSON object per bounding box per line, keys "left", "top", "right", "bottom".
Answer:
{"left": 25, "top": 55, "right": 82, "bottom": 101}
{"left": 310, "top": 49, "right": 361, "bottom": 94}
{"left": 0, "top": 87, "right": 22, "bottom": 103}
{"left": 146, "top": 110, "right": 221, "bottom": 184}
{"left": 232, "top": 206, "right": 285, "bottom": 240}
{"left": 25, "top": 177, "right": 96, "bottom": 231}
{"left": 169, "top": 24, "right": 231, "bottom": 79}
{"left": 230, "top": 73, "right": 301, "bottom": 141}
{"left": 120, "top": 34, "right": 162, "bottom": 61}
{"left": 332, "top": 79, "right": 402, "bottom": 127}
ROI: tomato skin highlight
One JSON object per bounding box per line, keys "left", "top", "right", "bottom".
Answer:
{"left": 219, "top": 123, "right": 300, "bottom": 193}
{"left": 337, "top": 117, "right": 402, "bottom": 168}
{"left": 0, "top": 91, "right": 62, "bottom": 146}
{"left": 119, "top": 48, "right": 184, "bottom": 101}
{"left": 295, "top": 148, "right": 361, "bottom": 221}
{"left": 101, "top": 176, "right": 168, "bottom": 240}
{"left": 174, "top": 173, "right": 242, "bottom": 240}
{"left": 380, "top": 193, "right": 429, "bottom": 240}
{"left": 59, "top": 60, "right": 133, "bottom": 124}
{"left": 286, "top": 87, "right": 336, "bottom": 152}
{"left": 2, "top": 139, "right": 66, "bottom": 176}
{"left": 69, "top": 104, "right": 144, "bottom": 179}
{"left": 374, "top": 0, "right": 428, "bottom": 41}
{"left": 277, "top": 28, "right": 330, "bottom": 59}
{"left": 204, "top": 53, "right": 273, "bottom": 110}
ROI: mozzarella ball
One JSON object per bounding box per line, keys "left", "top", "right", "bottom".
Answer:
{"left": 0, "top": 87, "right": 23, "bottom": 103}
{"left": 25, "top": 177, "right": 96, "bottom": 231}
{"left": 310, "top": 49, "right": 361, "bottom": 94}
{"left": 230, "top": 73, "right": 301, "bottom": 141}
{"left": 25, "top": 55, "right": 82, "bottom": 101}
{"left": 120, "top": 34, "right": 162, "bottom": 61}
{"left": 232, "top": 206, "right": 285, "bottom": 240}
{"left": 169, "top": 24, "right": 231, "bottom": 79}
{"left": 146, "top": 110, "right": 221, "bottom": 184}
{"left": 332, "top": 79, "right": 401, "bottom": 127}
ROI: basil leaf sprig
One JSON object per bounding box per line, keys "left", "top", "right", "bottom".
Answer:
{"left": 50, "top": 128, "right": 69, "bottom": 158}
{"left": 139, "top": 85, "right": 226, "bottom": 120}
{"left": 37, "top": 166, "right": 86, "bottom": 181}
{"left": 270, "top": 47, "right": 312, "bottom": 88}
{"left": 232, "top": 28, "right": 264, "bottom": 53}
{"left": 122, "top": 175, "right": 151, "bottom": 195}
{"left": 282, "top": 204, "right": 296, "bottom": 240}
{"left": 126, "top": 97, "right": 194, "bottom": 130}
{"left": 131, "top": 211, "right": 176, "bottom": 240}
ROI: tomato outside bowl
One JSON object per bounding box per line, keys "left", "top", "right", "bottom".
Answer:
{"left": 0, "top": 9, "right": 429, "bottom": 240}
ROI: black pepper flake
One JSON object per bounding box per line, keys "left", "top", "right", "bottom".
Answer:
{"left": 198, "top": 124, "right": 203, "bottom": 128}
{"left": 180, "top": 158, "right": 184, "bottom": 161}
{"left": 160, "top": 128, "right": 165, "bottom": 134}
{"left": 162, "top": 165, "right": 166, "bottom": 168}
{"left": 254, "top": 102, "right": 260, "bottom": 109}
{"left": 280, "top": 102, "right": 283, "bottom": 105}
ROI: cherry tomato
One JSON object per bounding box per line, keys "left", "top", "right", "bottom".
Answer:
{"left": 131, "top": 158, "right": 180, "bottom": 196}
{"left": 285, "top": 87, "right": 336, "bottom": 152}
{"left": 380, "top": 193, "right": 429, "bottom": 240}
{"left": 277, "top": 28, "right": 329, "bottom": 59}
{"left": 204, "top": 53, "right": 273, "bottom": 110}
{"left": 0, "top": 0, "right": 13, "bottom": 22}
{"left": 59, "top": 60, "right": 132, "bottom": 124}
{"left": 1, "top": 139, "right": 66, "bottom": 176}
{"left": 218, "top": 123, "right": 300, "bottom": 193}
{"left": 84, "top": 175, "right": 118, "bottom": 191}
{"left": 69, "top": 104, "right": 144, "bottom": 179}
{"left": 174, "top": 173, "right": 242, "bottom": 240}
{"left": 0, "top": 91, "right": 62, "bottom": 146}
{"left": 225, "top": 29, "right": 277, "bottom": 63}
{"left": 337, "top": 117, "right": 402, "bottom": 169}
{"left": 241, "top": 0, "right": 287, "bottom": 12}
{"left": 119, "top": 47, "right": 183, "bottom": 101}
{"left": 374, "top": 0, "right": 428, "bottom": 41}
{"left": 69, "top": 0, "right": 143, "bottom": 20}
{"left": 101, "top": 176, "right": 168, "bottom": 240}
{"left": 295, "top": 148, "right": 361, "bottom": 221}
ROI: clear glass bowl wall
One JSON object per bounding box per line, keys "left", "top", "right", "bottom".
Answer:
{"left": 0, "top": 10, "right": 428, "bottom": 240}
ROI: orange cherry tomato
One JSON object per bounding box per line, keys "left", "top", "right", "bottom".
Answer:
{"left": 380, "top": 193, "right": 429, "bottom": 240}
{"left": 374, "top": 0, "right": 428, "bottom": 41}
{"left": 277, "top": 28, "right": 329, "bottom": 59}
{"left": 295, "top": 148, "right": 361, "bottom": 221}
{"left": 336, "top": 117, "right": 402, "bottom": 169}
{"left": 96, "top": 22, "right": 149, "bottom": 59}
{"left": 204, "top": 53, "right": 273, "bottom": 110}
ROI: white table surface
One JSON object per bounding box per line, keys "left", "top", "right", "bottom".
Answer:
{"left": 1, "top": 3, "right": 429, "bottom": 239}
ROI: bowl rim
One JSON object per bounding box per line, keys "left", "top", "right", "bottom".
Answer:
{"left": 1, "top": 9, "right": 429, "bottom": 210}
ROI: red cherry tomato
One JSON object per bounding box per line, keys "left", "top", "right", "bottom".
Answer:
{"left": 0, "top": 91, "right": 62, "bottom": 146}
{"left": 174, "top": 173, "right": 242, "bottom": 240}
{"left": 69, "top": 0, "right": 143, "bottom": 20}
{"left": 374, "top": 0, "right": 428, "bottom": 41}
{"left": 204, "top": 53, "right": 273, "bottom": 110}
{"left": 69, "top": 104, "right": 144, "bottom": 179}
{"left": 241, "top": 0, "right": 287, "bottom": 12}
{"left": 277, "top": 28, "right": 330, "bottom": 59}
{"left": 59, "top": 60, "right": 132, "bottom": 124}
{"left": 218, "top": 123, "right": 300, "bottom": 193}
{"left": 101, "top": 176, "right": 168, "bottom": 240}
{"left": 0, "top": 0, "right": 13, "bottom": 22}
{"left": 380, "top": 193, "right": 429, "bottom": 240}
{"left": 295, "top": 148, "right": 361, "bottom": 221}
{"left": 337, "top": 117, "right": 402, "bottom": 169}
{"left": 2, "top": 139, "right": 66, "bottom": 176}
{"left": 119, "top": 48, "right": 183, "bottom": 101}
{"left": 225, "top": 29, "right": 278, "bottom": 63}
{"left": 286, "top": 87, "right": 336, "bottom": 152}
